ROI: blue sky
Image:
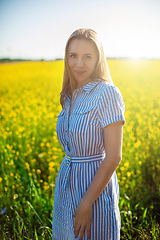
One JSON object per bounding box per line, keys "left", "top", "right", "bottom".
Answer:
{"left": 0, "top": 0, "right": 160, "bottom": 59}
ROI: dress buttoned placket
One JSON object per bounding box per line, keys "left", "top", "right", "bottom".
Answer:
{"left": 62, "top": 89, "right": 81, "bottom": 189}
{"left": 64, "top": 103, "right": 70, "bottom": 155}
{"left": 62, "top": 104, "right": 72, "bottom": 189}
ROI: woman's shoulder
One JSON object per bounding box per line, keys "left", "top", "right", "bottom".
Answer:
{"left": 93, "top": 80, "right": 124, "bottom": 106}
{"left": 95, "top": 80, "right": 120, "bottom": 95}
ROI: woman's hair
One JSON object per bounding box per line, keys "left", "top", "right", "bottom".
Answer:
{"left": 60, "top": 28, "right": 112, "bottom": 107}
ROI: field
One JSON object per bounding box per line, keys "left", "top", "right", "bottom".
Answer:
{"left": 0, "top": 60, "right": 160, "bottom": 239}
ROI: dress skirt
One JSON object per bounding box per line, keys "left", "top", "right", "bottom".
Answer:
{"left": 52, "top": 154, "right": 121, "bottom": 240}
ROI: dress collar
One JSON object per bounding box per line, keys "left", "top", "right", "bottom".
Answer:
{"left": 81, "top": 81, "right": 99, "bottom": 93}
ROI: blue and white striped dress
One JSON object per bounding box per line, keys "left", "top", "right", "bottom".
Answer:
{"left": 52, "top": 80, "right": 125, "bottom": 240}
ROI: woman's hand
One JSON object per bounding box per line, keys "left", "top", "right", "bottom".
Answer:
{"left": 73, "top": 201, "right": 92, "bottom": 239}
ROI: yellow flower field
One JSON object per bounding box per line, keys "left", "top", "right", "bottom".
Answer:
{"left": 0, "top": 60, "right": 160, "bottom": 239}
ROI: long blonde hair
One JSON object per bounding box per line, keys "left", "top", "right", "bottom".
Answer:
{"left": 60, "top": 28, "right": 112, "bottom": 107}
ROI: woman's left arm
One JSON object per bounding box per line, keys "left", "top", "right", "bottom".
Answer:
{"left": 74, "top": 120, "right": 124, "bottom": 239}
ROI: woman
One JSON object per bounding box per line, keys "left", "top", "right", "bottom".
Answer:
{"left": 52, "top": 28, "right": 125, "bottom": 240}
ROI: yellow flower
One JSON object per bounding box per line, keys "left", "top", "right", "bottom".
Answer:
{"left": 29, "top": 148, "right": 32, "bottom": 153}
{"left": 36, "top": 169, "right": 41, "bottom": 174}
{"left": 49, "top": 162, "right": 55, "bottom": 168}
{"left": 124, "top": 162, "right": 129, "bottom": 168}
{"left": 134, "top": 140, "right": 141, "bottom": 149}
{"left": 120, "top": 167, "right": 125, "bottom": 171}
{"left": 9, "top": 160, "right": 14, "bottom": 166}
{"left": 6, "top": 144, "right": 10, "bottom": 149}
{"left": 25, "top": 162, "right": 30, "bottom": 169}
{"left": 50, "top": 183, "right": 55, "bottom": 187}
{"left": 0, "top": 177, "right": 2, "bottom": 182}
{"left": 126, "top": 172, "right": 131, "bottom": 178}
{"left": 19, "top": 126, "right": 24, "bottom": 132}
{"left": 46, "top": 142, "right": 50, "bottom": 147}
{"left": 52, "top": 147, "right": 57, "bottom": 151}
{"left": 44, "top": 185, "right": 49, "bottom": 190}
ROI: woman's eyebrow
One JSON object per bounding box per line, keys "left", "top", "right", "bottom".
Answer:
{"left": 69, "top": 51, "right": 76, "bottom": 54}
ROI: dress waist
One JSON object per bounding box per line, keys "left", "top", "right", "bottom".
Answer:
{"left": 65, "top": 153, "right": 105, "bottom": 163}
{"left": 62, "top": 153, "right": 105, "bottom": 190}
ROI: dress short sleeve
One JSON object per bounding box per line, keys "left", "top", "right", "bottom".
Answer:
{"left": 97, "top": 84, "right": 125, "bottom": 128}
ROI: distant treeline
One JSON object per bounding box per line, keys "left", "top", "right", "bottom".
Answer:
{"left": 0, "top": 58, "right": 64, "bottom": 63}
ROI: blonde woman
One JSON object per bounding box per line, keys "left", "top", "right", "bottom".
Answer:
{"left": 52, "top": 28, "right": 125, "bottom": 240}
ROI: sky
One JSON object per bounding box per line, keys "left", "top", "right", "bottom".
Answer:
{"left": 0, "top": 0, "right": 160, "bottom": 60}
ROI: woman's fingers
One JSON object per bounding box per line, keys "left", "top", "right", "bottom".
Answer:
{"left": 74, "top": 224, "right": 91, "bottom": 239}
{"left": 86, "top": 224, "right": 91, "bottom": 238}
{"left": 74, "top": 203, "right": 92, "bottom": 238}
{"left": 79, "top": 225, "right": 85, "bottom": 239}
{"left": 74, "top": 223, "right": 81, "bottom": 238}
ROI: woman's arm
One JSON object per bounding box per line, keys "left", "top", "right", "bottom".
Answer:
{"left": 74, "top": 120, "right": 124, "bottom": 239}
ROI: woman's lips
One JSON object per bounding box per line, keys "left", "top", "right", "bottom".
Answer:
{"left": 74, "top": 70, "right": 86, "bottom": 75}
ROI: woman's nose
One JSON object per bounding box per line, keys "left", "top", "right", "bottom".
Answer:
{"left": 76, "top": 57, "right": 84, "bottom": 67}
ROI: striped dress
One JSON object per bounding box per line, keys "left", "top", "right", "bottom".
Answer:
{"left": 52, "top": 80, "right": 125, "bottom": 240}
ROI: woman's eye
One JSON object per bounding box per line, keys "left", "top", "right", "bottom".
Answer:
{"left": 70, "top": 54, "right": 76, "bottom": 58}
{"left": 85, "top": 55, "right": 91, "bottom": 59}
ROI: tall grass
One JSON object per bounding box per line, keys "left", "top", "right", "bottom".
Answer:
{"left": 0, "top": 60, "right": 160, "bottom": 239}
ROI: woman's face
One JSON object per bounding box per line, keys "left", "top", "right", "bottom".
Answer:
{"left": 67, "top": 39, "right": 98, "bottom": 88}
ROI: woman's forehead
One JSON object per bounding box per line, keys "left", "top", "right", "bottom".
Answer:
{"left": 68, "top": 38, "right": 97, "bottom": 53}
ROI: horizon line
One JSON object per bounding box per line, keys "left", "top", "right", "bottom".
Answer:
{"left": 1, "top": 57, "right": 160, "bottom": 62}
